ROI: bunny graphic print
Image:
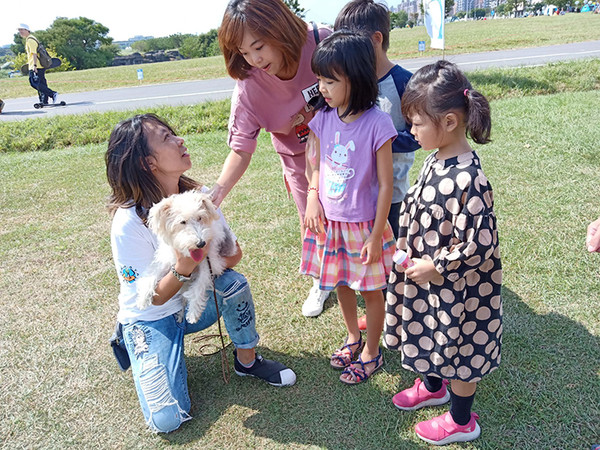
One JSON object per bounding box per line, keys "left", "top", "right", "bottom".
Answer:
{"left": 324, "top": 132, "right": 356, "bottom": 200}
{"left": 308, "top": 107, "right": 397, "bottom": 222}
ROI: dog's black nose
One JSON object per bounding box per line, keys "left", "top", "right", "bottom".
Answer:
{"left": 197, "top": 240, "right": 206, "bottom": 248}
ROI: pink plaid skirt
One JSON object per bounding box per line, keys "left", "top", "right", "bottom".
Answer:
{"left": 300, "top": 219, "right": 395, "bottom": 291}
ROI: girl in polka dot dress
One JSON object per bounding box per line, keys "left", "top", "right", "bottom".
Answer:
{"left": 384, "top": 60, "right": 502, "bottom": 446}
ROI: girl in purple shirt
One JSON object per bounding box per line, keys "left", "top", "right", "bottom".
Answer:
{"left": 301, "top": 30, "right": 397, "bottom": 385}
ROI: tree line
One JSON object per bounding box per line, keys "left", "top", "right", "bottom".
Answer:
{"left": 8, "top": 0, "right": 438, "bottom": 72}
{"left": 11, "top": 17, "right": 118, "bottom": 70}
{"left": 8, "top": 0, "right": 305, "bottom": 71}
{"left": 131, "top": 31, "right": 220, "bottom": 59}
{"left": 10, "top": 17, "right": 221, "bottom": 70}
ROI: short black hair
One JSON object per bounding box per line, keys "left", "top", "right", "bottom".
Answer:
{"left": 335, "top": 0, "right": 391, "bottom": 51}
{"left": 310, "top": 29, "right": 378, "bottom": 118}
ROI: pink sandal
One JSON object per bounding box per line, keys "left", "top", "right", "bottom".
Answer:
{"left": 330, "top": 335, "right": 364, "bottom": 369}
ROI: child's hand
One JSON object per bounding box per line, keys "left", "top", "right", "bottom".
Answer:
{"left": 361, "top": 235, "right": 382, "bottom": 265}
{"left": 405, "top": 258, "right": 443, "bottom": 285}
{"left": 586, "top": 217, "right": 600, "bottom": 252}
{"left": 305, "top": 195, "right": 326, "bottom": 234}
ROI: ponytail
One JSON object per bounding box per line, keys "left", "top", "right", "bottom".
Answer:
{"left": 463, "top": 88, "right": 491, "bottom": 144}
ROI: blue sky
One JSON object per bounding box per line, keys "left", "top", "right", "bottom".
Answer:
{"left": 2, "top": 0, "right": 357, "bottom": 47}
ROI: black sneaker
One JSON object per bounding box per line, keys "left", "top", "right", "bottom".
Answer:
{"left": 233, "top": 349, "right": 296, "bottom": 387}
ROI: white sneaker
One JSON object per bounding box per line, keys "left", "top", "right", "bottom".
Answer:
{"left": 302, "top": 285, "right": 330, "bottom": 317}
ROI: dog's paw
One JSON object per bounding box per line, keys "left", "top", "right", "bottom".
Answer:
{"left": 136, "top": 294, "right": 154, "bottom": 310}
{"left": 136, "top": 277, "right": 157, "bottom": 310}
{"left": 186, "top": 309, "right": 200, "bottom": 324}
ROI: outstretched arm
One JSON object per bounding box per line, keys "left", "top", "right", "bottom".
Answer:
{"left": 211, "top": 150, "right": 252, "bottom": 207}
{"left": 305, "top": 131, "right": 318, "bottom": 183}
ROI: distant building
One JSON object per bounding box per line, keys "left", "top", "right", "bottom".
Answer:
{"left": 393, "top": 0, "right": 497, "bottom": 16}
{"left": 391, "top": 0, "right": 421, "bottom": 17}
{"left": 113, "top": 35, "right": 155, "bottom": 50}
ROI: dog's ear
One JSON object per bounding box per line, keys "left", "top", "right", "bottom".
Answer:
{"left": 198, "top": 193, "right": 219, "bottom": 221}
{"left": 147, "top": 196, "right": 172, "bottom": 235}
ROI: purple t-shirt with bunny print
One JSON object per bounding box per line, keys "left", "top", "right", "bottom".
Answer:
{"left": 308, "top": 106, "right": 397, "bottom": 222}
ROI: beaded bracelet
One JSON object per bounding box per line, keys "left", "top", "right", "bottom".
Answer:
{"left": 307, "top": 186, "right": 319, "bottom": 195}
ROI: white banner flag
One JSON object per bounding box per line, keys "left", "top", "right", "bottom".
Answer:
{"left": 425, "top": 0, "right": 445, "bottom": 50}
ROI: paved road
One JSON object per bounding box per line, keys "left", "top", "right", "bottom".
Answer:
{"left": 1, "top": 40, "right": 599, "bottom": 122}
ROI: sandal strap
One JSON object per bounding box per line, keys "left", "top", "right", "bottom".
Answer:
{"left": 342, "top": 348, "right": 383, "bottom": 381}
{"left": 332, "top": 352, "right": 352, "bottom": 366}
{"left": 341, "top": 365, "right": 367, "bottom": 382}
{"left": 331, "top": 335, "right": 363, "bottom": 362}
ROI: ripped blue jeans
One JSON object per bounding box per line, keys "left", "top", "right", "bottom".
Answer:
{"left": 122, "top": 269, "right": 259, "bottom": 433}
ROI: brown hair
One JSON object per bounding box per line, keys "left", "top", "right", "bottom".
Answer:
{"left": 105, "top": 114, "right": 198, "bottom": 223}
{"left": 218, "top": 0, "right": 307, "bottom": 80}
{"left": 334, "top": 0, "right": 391, "bottom": 51}
{"left": 401, "top": 60, "right": 492, "bottom": 145}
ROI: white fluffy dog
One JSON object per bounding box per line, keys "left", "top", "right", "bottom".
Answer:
{"left": 137, "top": 190, "right": 237, "bottom": 323}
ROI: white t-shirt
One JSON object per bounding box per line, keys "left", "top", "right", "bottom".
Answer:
{"left": 110, "top": 188, "right": 235, "bottom": 325}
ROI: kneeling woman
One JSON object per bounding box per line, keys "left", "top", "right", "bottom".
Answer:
{"left": 105, "top": 114, "right": 296, "bottom": 433}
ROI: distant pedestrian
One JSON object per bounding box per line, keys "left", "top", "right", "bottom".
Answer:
{"left": 17, "top": 24, "right": 58, "bottom": 105}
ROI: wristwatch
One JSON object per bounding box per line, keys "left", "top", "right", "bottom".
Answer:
{"left": 170, "top": 265, "right": 191, "bottom": 282}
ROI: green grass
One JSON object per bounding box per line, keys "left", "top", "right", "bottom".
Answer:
{"left": 2, "top": 57, "right": 599, "bottom": 153}
{"left": 388, "top": 12, "right": 600, "bottom": 58}
{"left": 1, "top": 13, "right": 598, "bottom": 100}
{"left": 0, "top": 100, "right": 230, "bottom": 152}
{"left": 0, "top": 69, "right": 599, "bottom": 447}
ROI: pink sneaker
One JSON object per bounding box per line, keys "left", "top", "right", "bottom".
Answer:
{"left": 392, "top": 378, "right": 450, "bottom": 411}
{"left": 415, "top": 411, "right": 481, "bottom": 445}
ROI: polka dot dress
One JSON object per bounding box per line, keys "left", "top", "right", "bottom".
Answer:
{"left": 384, "top": 151, "right": 502, "bottom": 383}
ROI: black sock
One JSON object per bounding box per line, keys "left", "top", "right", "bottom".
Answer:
{"left": 450, "top": 390, "right": 475, "bottom": 426}
{"left": 423, "top": 375, "right": 443, "bottom": 393}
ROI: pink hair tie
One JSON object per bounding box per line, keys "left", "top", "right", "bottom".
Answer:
{"left": 463, "top": 88, "right": 469, "bottom": 97}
